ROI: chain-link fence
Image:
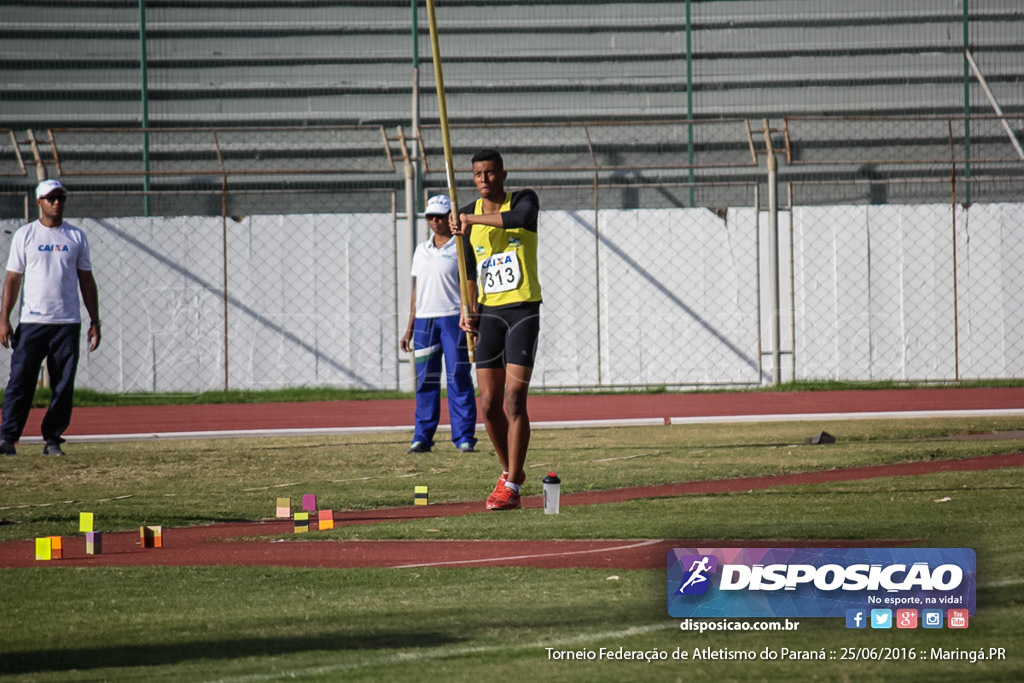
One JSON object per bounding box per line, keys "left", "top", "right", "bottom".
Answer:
{"left": 0, "top": 193, "right": 401, "bottom": 395}
{"left": 787, "top": 194, "right": 1024, "bottom": 384}
{"left": 1, "top": 118, "right": 1022, "bottom": 392}
{"left": 2, "top": 2, "right": 1021, "bottom": 393}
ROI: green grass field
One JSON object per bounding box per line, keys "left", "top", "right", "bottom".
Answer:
{"left": 1, "top": 415, "right": 1022, "bottom": 681}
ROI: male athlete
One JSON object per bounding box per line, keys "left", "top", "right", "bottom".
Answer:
{"left": 451, "top": 149, "right": 541, "bottom": 510}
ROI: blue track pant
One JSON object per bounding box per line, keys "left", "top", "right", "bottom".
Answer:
{"left": 411, "top": 314, "right": 477, "bottom": 447}
{"left": 1, "top": 322, "right": 82, "bottom": 444}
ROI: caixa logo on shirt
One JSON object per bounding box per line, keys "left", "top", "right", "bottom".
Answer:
{"left": 667, "top": 548, "right": 975, "bottom": 618}
{"left": 38, "top": 244, "right": 69, "bottom": 252}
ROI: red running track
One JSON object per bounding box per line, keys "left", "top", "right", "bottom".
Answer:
{"left": 4, "top": 387, "right": 1023, "bottom": 570}
{"left": 3, "top": 450, "right": 1021, "bottom": 570}
{"left": 26, "top": 386, "right": 1024, "bottom": 437}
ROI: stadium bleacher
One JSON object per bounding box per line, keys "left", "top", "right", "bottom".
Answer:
{"left": 1, "top": 0, "right": 1021, "bottom": 213}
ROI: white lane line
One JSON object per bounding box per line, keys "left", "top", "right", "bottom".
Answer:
{"left": 32, "top": 407, "right": 1024, "bottom": 445}
{"left": 390, "top": 538, "right": 665, "bottom": 569}
{"left": 18, "top": 408, "right": 1024, "bottom": 445}
{"left": 669, "top": 408, "right": 1024, "bottom": 425}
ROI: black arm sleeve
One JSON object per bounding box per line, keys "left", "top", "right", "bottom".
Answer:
{"left": 459, "top": 189, "right": 539, "bottom": 232}
{"left": 462, "top": 231, "right": 476, "bottom": 282}
{"left": 505, "top": 189, "right": 539, "bottom": 232}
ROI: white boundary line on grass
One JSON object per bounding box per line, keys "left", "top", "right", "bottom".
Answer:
{"left": 22, "top": 408, "right": 1024, "bottom": 444}
{"left": 391, "top": 538, "right": 664, "bottom": 569}
{"left": 205, "top": 578, "right": 1024, "bottom": 683}
{"left": 16, "top": 425, "right": 413, "bottom": 444}
{"left": 18, "top": 419, "right": 664, "bottom": 444}
{"left": 204, "top": 621, "right": 677, "bottom": 683}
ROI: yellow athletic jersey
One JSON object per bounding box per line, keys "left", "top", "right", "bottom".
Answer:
{"left": 469, "top": 190, "right": 542, "bottom": 307}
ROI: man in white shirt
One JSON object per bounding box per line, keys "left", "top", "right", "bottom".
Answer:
{"left": 400, "top": 194, "right": 477, "bottom": 454}
{"left": 0, "top": 180, "right": 101, "bottom": 456}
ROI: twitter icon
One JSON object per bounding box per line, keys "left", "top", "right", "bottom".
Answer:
{"left": 870, "top": 609, "right": 893, "bottom": 629}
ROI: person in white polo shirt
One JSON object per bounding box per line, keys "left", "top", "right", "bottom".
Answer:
{"left": 400, "top": 194, "right": 477, "bottom": 454}
{"left": 0, "top": 180, "right": 101, "bottom": 457}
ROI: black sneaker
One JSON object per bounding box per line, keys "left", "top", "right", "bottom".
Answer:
{"left": 406, "top": 441, "right": 431, "bottom": 454}
{"left": 0, "top": 440, "right": 16, "bottom": 456}
{"left": 42, "top": 442, "right": 65, "bottom": 456}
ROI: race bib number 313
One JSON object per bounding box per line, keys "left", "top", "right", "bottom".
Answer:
{"left": 478, "top": 250, "right": 521, "bottom": 293}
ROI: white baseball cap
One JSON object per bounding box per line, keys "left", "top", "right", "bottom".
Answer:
{"left": 424, "top": 194, "right": 451, "bottom": 216}
{"left": 36, "top": 179, "right": 68, "bottom": 199}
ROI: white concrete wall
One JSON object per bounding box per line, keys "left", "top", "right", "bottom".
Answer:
{"left": 2, "top": 202, "right": 1021, "bottom": 392}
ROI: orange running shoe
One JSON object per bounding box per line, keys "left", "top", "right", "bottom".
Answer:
{"left": 485, "top": 473, "right": 508, "bottom": 508}
{"left": 487, "top": 483, "right": 521, "bottom": 510}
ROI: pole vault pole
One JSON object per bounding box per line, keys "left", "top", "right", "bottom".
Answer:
{"left": 425, "top": 0, "right": 475, "bottom": 362}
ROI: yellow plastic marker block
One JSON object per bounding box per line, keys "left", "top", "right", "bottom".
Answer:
{"left": 79, "top": 512, "right": 94, "bottom": 533}
{"left": 294, "top": 512, "right": 309, "bottom": 533}
{"left": 414, "top": 485, "right": 429, "bottom": 506}
{"left": 35, "top": 537, "right": 52, "bottom": 561}
{"left": 276, "top": 497, "right": 291, "bottom": 518}
{"left": 318, "top": 509, "right": 334, "bottom": 531}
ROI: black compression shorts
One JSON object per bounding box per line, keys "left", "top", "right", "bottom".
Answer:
{"left": 474, "top": 301, "right": 541, "bottom": 369}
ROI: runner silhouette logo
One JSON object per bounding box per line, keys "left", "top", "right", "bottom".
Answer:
{"left": 676, "top": 554, "right": 718, "bottom": 595}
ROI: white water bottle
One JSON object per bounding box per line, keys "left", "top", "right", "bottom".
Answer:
{"left": 542, "top": 471, "right": 561, "bottom": 514}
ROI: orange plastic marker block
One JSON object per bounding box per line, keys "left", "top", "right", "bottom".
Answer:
{"left": 318, "top": 509, "right": 334, "bottom": 530}
{"left": 140, "top": 525, "right": 163, "bottom": 548}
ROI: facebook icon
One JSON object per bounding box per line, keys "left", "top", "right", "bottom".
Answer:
{"left": 845, "top": 609, "right": 867, "bottom": 629}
